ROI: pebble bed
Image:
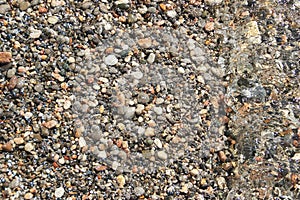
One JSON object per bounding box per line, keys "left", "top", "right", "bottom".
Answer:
{"left": 0, "top": 0, "right": 299, "bottom": 199}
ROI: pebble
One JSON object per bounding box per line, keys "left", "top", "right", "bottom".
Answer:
{"left": 137, "top": 38, "right": 152, "bottom": 49}
{"left": 166, "top": 10, "right": 177, "bottom": 18}
{"left": 135, "top": 104, "right": 144, "bottom": 115}
{"left": 104, "top": 55, "right": 118, "bottom": 66}
{"left": 190, "top": 169, "right": 199, "bottom": 176}
{"left": 8, "top": 76, "right": 18, "bottom": 90}
{"left": 78, "top": 137, "right": 87, "bottom": 147}
{"left": 0, "top": 4, "right": 11, "bottom": 14}
{"left": 218, "top": 151, "right": 227, "bottom": 162}
{"left": 97, "top": 150, "right": 107, "bottom": 159}
{"left": 137, "top": 92, "right": 150, "bottom": 104}
{"left": 48, "top": 16, "right": 59, "bottom": 24}
{"left": 204, "top": 0, "right": 223, "bottom": 5}
{"left": 14, "top": 137, "right": 25, "bottom": 145}
{"left": 154, "top": 138, "right": 162, "bottom": 148}
{"left": 205, "top": 22, "right": 215, "bottom": 32}
{"left": 124, "top": 106, "right": 136, "bottom": 119}
{"left": 68, "top": 57, "right": 75, "bottom": 63}
{"left": 131, "top": 71, "right": 143, "bottom": 80}
{"left": 178, "top": 67, "right": 185, "bottom": 74}
{"left": 25, "top": 143, "right": 34, "bottom": 152}
{"left": 54, "top": 187, "right": 65, "bottom": 198}
{"left": 134, "top": 187, "right": 145, "bottom": 196}
{"left": 147, "top": 53, "right": 155, "bottom": 64}
{"left": 145, "top": 127, "right": 155, "bottom": 137}
{"left": 157, "top": 150, "right": 168, "bottom": 160}
{"left": 1, "top": 142, "right": 13, "bottom": 152}
{"left": 34, "top": 84, "right": 44, "bottom": 93}
{"left": 29, "top": 29, "right": 42, "bottom": 39}
{"left": 216, "top": 177, "right": 226, "bottom": 189}
{"left": 245, "top": 21, "right": 261, "bottom": 44}
{"left": 42, "top": 120, "right": 58, "bottom": 129}
{"left": 0, "top": 52, "right": 12, "bottom": 63}
{"left": 7, "top": 68, "right": 16, "bottom": 78}
{"left": 153, "top": 106, "right": 163, "bottom": 115}
{"left": 19, "top": 1, "right": 30, "bottom": 11}
{"left": 117, "top": 175, "right": 126, "bottom": 187}
{"left": 24, "top": 192, "right": 34, "bottom": 199}
{"left": 51, "top": 0, "right": 65, "bottom": 7}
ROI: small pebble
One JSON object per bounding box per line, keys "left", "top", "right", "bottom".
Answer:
{"left": 134, "top": 187, "right": 145, "bottom": 196}
{"left": 54, "top": 187, "right": 65, "bottom": 198}
{"left": 145, "top": 127, "right": 155, "bottom": 137}
{"left": 205, "top": 22, "right": 215, "bottom": 32}
{"left": 19, "top": 1, "right": 30, "bottom": 11}
{"left": 1, "top": 142, "right": 13, "bottom": 152}
{"left": 25, "top": 143, "right": 34, "bottom": 152}
{"left": 14, "top": 137, "right": 25, "bottom": 145}
{"left": 29, "top": 29, "right": 42, "bottom": 39}
{"left": 154, "top": 138, "right": 162, "bottom": 148}
{"left": 157, "top": 150, "right": 168, "bottom": 160}
{"left": 24, "top": 192, "right": 34, "bottom": 199}
{"left": 104, "top": 54, "right": 118, "bottom": 66}
{"left": 42, "top": 120, "right": 58, "bottom": 129}
{"left": 147, "top": 53, "right": 155, "bottom": 64}
{"left": 117, "top": 175, "right": 126, "bottom": 187}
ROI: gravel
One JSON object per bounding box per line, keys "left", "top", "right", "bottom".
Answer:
{"left": 0, "top": 0, "right": 299, "bottom": 199}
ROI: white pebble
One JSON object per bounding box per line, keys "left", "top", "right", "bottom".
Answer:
{"left": 55, "top": 187, "right": 65, "bottom": 198}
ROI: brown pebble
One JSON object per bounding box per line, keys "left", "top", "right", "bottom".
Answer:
{"left": 0, "top": 52, "right": 12, "bottom": 63}
{"left": 1, "top": 142, "right": 13, "bottom": 152}
{"left": 8, "top": 76, "right": 18, "bottom": 90}
{"left": 205, "top": 22, "right": 215, "bottom": 31}
{"left": 42, "top": 120, "right": 58, "bottom": 129}
{"left": 39, "top": 7, "right": 47, "bottom": 13}
{"left": 218, "top": 151, "right": 227, "bottom": 162}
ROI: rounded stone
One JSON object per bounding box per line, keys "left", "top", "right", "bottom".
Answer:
{"left": 55, "top": 187, "right": 65, "bottom": 198}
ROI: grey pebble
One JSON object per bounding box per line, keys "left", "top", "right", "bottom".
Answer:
{"left": 137, "top": 92, "right": 150, "bottom": 104}
{"left": 104, "top": 54, "right": 118, "bottom": 66}
{"left": 157, "top": 150, "right": 168, "bottom": 160}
